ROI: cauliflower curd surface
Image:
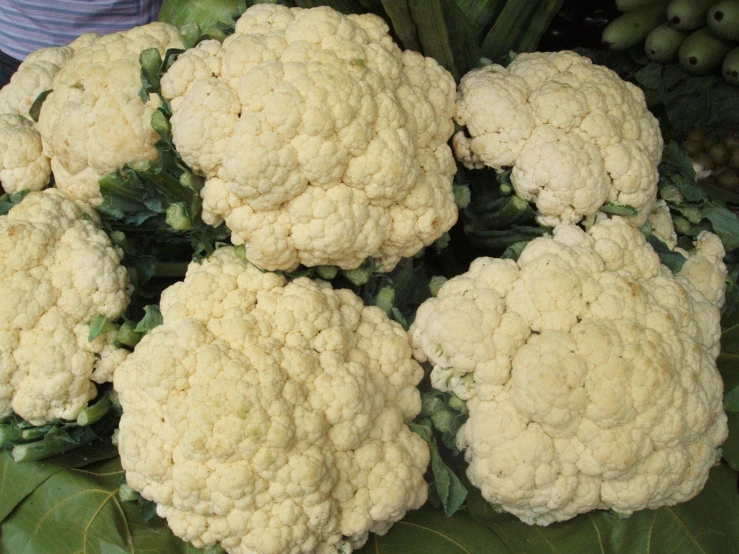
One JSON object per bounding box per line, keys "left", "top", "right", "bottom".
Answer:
{"left": 409, "top": 217, "right": 728, "bottom": 525}
{"left": 115, "top": 247, "right": 430, "bottom": 554}
{"left": 0, "top": 189, "right": 131, "bottom": 424}
{"left": 454, "top": 51, "right": 664, "bottom": 227}
{"left": 161, "top": 4, "right": 459, "bottom": 272}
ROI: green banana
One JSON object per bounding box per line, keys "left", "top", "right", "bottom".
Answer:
{"left": 707, "top": 0, "right": 739, "bottom": 40}
{"left": 644, "top": 23, "right": 688, "bottom": 62}
{"left": 667, "top": 0, "right": 720, "bottom": 30}
{"left": 722, "top": 45, "right": 739, "bottom": 84}
{"left": 602, "top": 2, "right": 668, "bottom": 50}
{"left": 615, "top": 0, "right": 668, "bottom": 11}
{"left": 678, "top": 27, "right": 733, "bottom": 74}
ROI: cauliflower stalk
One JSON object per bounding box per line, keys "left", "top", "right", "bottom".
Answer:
{"left": 160, "top": 4, "right": 458, "bottom": 272}
{"left": 115, "top": 247, "right": 429, "bottom": 554}
{"left": 453, "top": 51, "right": 664, "bottom": 227}
{"left": 409, "top": 217, "right": 728, "bottom": 525}
{"left": 0, "top": 189, "right": 132, "bottom": 425}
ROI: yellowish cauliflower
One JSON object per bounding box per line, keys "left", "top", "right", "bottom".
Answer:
{"left": 645, "top": 201, "right": 728, "bottom": 308}
{"left": 677, "top": 231, "right": 728, "bottom": 308}
{"left": 453, "top": 51, "right": 663, "bottom": 227}
{"left": 0, "top": 189, "right": 131, "bottom": 425}
{"left": 408, "top": 217, "right": 727, "bottom": 525}
{"left": 0, "top": 114, "right": 50, "bottom": 193}
{"left": 115, "top": 247, "right": 429, "bottom": 554}
{"left": 0, "top": 42, "right": 89, "bottom": 194}
{"left": 0, "top": 42, "right": 84, "bottom": 117}
{"left": 35, "top": 23, "right": 183, "bottom": 205}
{"left": 646, "top": 199, "right": 678, "bottom": 249}
{"left": 160, "top": 4, "right": 458, "bottom": 272}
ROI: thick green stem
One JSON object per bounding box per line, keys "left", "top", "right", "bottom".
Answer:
{"left": 76, "top": 394, "right": 112, "bottom": 426}
{"left": 374, "top": 287, "right": 395, "bottom": 316}
{"left": 98, "top": 171, "right": 142, "bottom": 201}
{"left": 20, "top": 426, "right": 52, "bottom": 441}
{"left": 166, "top": 203, "right": 196, "bottom": 231}
{"left": 428, "top": 275, "right": 447, "bottom": 297}
{"left": 132, "top": 161, "right": 193, "bottom": 204}
{"left": 342, "top": 266, "right": 373, "bottom": 286}
{"left": 115, "top": 322, "right": 143, "bottom": 348}
{"left": 11, "top": 429, "right": 88, "bottom": 462}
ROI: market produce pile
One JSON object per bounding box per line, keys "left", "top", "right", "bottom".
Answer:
{"left": 1, "top": 1, "right": 739, "bottom": 553}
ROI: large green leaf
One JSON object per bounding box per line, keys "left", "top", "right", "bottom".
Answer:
{"left": 479, "top": 0, "right": 540, "bottom": 63}
{"left": 407, "top": 0, "right": 457, "bottom": 78}
{"left": 380, "top": 0, "right": 421, "bottom": 51}
{"left": 466, "top": 463, "right": 739, "bottom": 554}
{"left": 406, "top": 0, "right": 479, "bottom": 80}
{"left": 0, "top": 440, "right": 118, "bottom": 520}
{"left": 454, "top": 0, "right": 506, "bottom": 42}
{"left": 355, "top": 506, "right": 512, "bottom": 553}
{"left": 724, "top": 412, "right": 739, "bottom": 472}
{"left": 0, "top": 456, "right": 212, "bottom": 553}
{"left": 158, "top": 0, "right": 242, "bottom": 28}
{"left": 719, "top": 320, "right": 739, "bottom": 412}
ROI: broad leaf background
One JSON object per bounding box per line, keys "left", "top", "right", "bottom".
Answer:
{"left": 0, "top": 455, "right": 212, "bottom": 553}
{"left": 355, "top": 465, "right": 739, "bottom": 554}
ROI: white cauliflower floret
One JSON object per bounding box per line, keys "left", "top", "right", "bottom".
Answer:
{"left": 35, "top": 23, "right": 183, "bottom": 205}
{"left": 647, "top": 199, "right": 678, "bottom": 249}
{"left": 160, "top": 4, "right": 458, "bottom": 272}
{"left": 677, "top": 231, "right": 728, "bottom": 308}
{"left": 454, "top": 51, "right": 663, "bottom": 227}
{"left": 115, "top": 247, "right": 429, "bottom": 554}
{"left": 0, "top": 114, "right": 51, "bottom": 193}
{"left": 0, "top": 189, "right": 131, "bottom": 425}
{"left": 0, "top": 45, "right": 74, "bottom": 117}
{"left": 409, "top": 217, "right": 727, "bottom": 525}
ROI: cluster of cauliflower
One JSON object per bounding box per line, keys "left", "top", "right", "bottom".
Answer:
{"left": 454, "top": 50, "right": 664, "bottom": 227}
{"left": 115, "top": 247, "right": 429, "bottom": 554}
{"left": 0, "top": 1, "right": 734, "bottom": 549}
{"left": 409, "top": 216, "right": 728, "bottom": 525}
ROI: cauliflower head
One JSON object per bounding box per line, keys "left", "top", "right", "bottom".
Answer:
{"left": 453, "top": 51, "right": 663, "bottom": 227}
{"left": 0, "top": 114, "right": 51, "bottom": 194}
{"left": 35, "top": 23, "right": 183, "bottom": 205}
{"left": 0, "top": 43, "right": 81, "bottom": 117}
{"left": 408, "top": 217, "right": 727, "bottom": 525}
{"left": 160, "top": 4, "right": 458, "bottom": 272}
{"left": 0, "top": 189, "right": 131, "bottom": 425}
{"left": 115, "top": 247, "right": 429, "bottom": 554}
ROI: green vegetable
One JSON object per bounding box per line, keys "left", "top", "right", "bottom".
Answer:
{"left": 158, "top": 0, "right": 242, "bottom": 31}
{"left": 723, "top": 45, "right": 739, "bottom": 84}
{"left": 616, "top": 0, "right": 667, "bottom": 11}
{"left": 708, "top": 0, "right": 739, "bottom": 40}
{"left": 644, "top": 22, "right": 688, "bottom": 62}
{"left": 0, "top": 454, "right": 220, "bottom": 553}
{"left": 480, "top": 0, "right": 542, "bottom": 62}
{"left": 601, "top": 2, "right": 668, "bottom": 50}
{"left": 462, "top": 463, "right": 739, "bottom": 554}
{"left": 679, "top": 27, "right": 734, "bottom": 75}
{"left": 667, "top": 0, "right": 720, "bottom": 30}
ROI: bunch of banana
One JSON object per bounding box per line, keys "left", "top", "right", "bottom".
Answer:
{"left": 602, "top": 0, "right": 739, "bottom": 84}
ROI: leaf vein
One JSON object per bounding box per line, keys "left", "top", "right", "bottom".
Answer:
{"left": 396, "top": 521, "right": 473, "bottom": 553}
